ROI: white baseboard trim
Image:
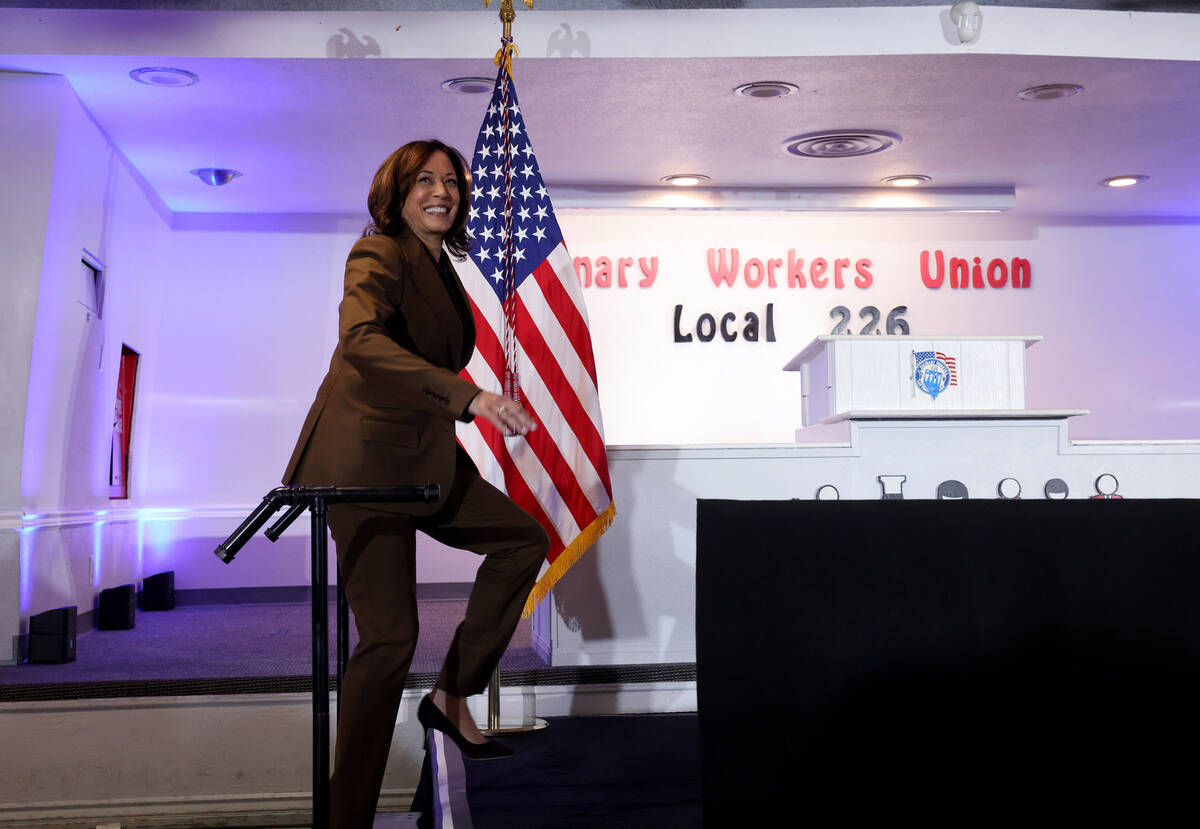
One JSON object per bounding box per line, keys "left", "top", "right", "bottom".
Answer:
{"left": 549, "top": 645, "right": 698, "bottom": 666}
{"left": 528, "top": 680, "right": 697, "bottom": 716}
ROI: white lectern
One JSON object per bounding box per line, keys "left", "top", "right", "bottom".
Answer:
{"left": 784, "top": 335, "right": 1086, "bottom": 425}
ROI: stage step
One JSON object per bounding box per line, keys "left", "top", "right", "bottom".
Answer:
{"left": 0, "top": 683, "right": 696, "bottom": 829}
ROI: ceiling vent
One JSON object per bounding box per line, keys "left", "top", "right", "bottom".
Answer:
{"left": 733, "top": 81, "right": 799, "bottom": 99}
{"left": 784, "top": 131, "right": 901, "bottom": 159}
{"left": 441, "top": 77, "right": 494, "bottom": 94}
{"left": 129, "top": 67, "right": 198, "bottom": 87}
{"left": 1017, "top": 83, "right": 1083, "bottom": 102}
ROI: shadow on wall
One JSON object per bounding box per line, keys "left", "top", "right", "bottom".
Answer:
{"left": 60, "top": 311, "right": 106, "bottom": 508}
{"left": 552, "top": 455, "right": 698, "bottom": 715}
{"left": 546, "top": 22, "right": 591, "bottom": 58}
{"left": 326, "top": 28, "right": 382, "bottom": 59}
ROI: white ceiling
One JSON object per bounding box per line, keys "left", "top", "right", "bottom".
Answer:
{"left": 4, "top": 30, "right": 1200, "bottom": 218}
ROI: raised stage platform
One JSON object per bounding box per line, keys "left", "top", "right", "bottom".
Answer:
{"left": 0, "top": 596, "right": 698, "bottom": 829}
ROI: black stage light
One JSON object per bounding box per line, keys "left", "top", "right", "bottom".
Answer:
{"left": 98, "top": 584, "right": 136, "bottom": 630}
{"left": 28, "top": 606, "right": 77, "bottom": 663}
{"left": 141, "top": 571, "right": 176, "bottom": 611}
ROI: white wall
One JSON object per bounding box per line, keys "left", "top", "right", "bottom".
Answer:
{"left": 113, "top": 208, "right": 1200, "bottom": 597}
{"left": 558, "top": 210, "right": 1200, "bottom": 445}
{"left": 133, "top": 212, "right": 1200, "bottom": 473}
{"left": 142, "top": 217, "right": 355, "bottom": 507}
{"left": 0, "top": 72, "right": 62, "bottom": 663}
{"left": 0, "top": 73, "right": 60, "bottom": 511}
{"left": 139, "top": 213, "right": 1200, "bottom": 501}
{"left": 3, "top": 72, "right": 172, "bottom": 659}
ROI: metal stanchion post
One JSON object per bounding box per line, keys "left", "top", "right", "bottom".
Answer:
{"left": 311, "top": 497, "right": 331, "bottom": 829}
{"left": 487, "top": 665, "right": 501, "bottom": 732}
{"left": 481, "top": 659, "right": 547, "bottom": 736}
{"left": 337, "top": 574, "right": 348, "bottom": 716}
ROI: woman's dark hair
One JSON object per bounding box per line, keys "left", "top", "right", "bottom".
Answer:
{"left": 363, "top": 139, "right": 472, "bottom": 258}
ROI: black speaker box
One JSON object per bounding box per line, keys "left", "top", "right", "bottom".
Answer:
{"left": 98, "top": 584, "right": 136, "bottom": 630}
{"left": 141, "top": 571, "right": 176, "bottom": 611}
{"left": 28, "top": 606, "right": 77, "bottom": 663}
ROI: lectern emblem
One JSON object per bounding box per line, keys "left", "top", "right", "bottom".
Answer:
{"left": 912, "top": 351, "right": 958, "bottom": 400}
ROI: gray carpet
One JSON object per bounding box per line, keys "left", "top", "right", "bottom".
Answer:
{"left": 2, "top": 599, "right": 542, "bottom": 687}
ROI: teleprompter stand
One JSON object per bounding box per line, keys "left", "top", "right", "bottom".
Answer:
{"left": 214, "top": 484, "right": 439, "bottom": 829}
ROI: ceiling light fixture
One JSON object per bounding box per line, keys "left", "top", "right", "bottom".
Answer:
{"left": 882, "top": 175, "right": 931, "bottom": 187}
{"left": 190, "top": 168, "right": 242, "bottom": 186}
{"left": 660, "top": 174, "right": 710, "bottom": 187}
{"left": 733, "top": 82, "right": 799, "bottom": 99}
{"left": 441, "top": 77, "right": 495, "bottom": 94}
{"left": 1017, "top": 83, "right": 1084, "bottom": 102}
{"left": 1099, "top": 175, "right": 1148, "bottom": 188}
{"left": 949, "top": 1, "right": 983, "bottom": 45}
{"left": 129, "top": 67, "right": 199, "bottom": 87}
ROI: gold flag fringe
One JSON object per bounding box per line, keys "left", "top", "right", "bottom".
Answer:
{"left": 521, "top": 501, "right": 616, "bottom": 619}
{"left": 494, "top": 40, "right": 519, "bottom": 76}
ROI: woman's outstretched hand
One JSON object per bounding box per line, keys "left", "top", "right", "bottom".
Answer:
{"left": 468, "top": 390, "right": 537, "bottom": 436}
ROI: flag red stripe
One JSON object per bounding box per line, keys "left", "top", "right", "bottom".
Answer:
{"left": 531, "top": 259, "right": 599, "bottom": 388}
{"left": 478, "top": 418, "right": 566, "bottom": 563}
{"left": 460, "top": 369, "right": 567, "bottom": 563}
{"left": 514, "top": 295, "right": 614, "bottom": 495}
{"left": 466, "top": 295, "right": 507, "bottom": 386}
{"left": 463, "top": 302, "right": 598, "bottom": 536}
{"left": 514, "top": 385, "right": 600, "bottom": 536}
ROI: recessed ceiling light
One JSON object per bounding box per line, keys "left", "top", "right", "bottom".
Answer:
{"left": 190, "top": 168, "right": 242, "bottom": 186}
{"left": 1099, "top": 175, "right": 1148, "bottom": 188}
{"left": 660, "top": 174, "right": 710, "bottom": 187}
{"left": 129, "top": 67, "right": 199, "bottom": 87}
{"left": 733, "top": 81, "right": 799, "bottom": 99}
{"left": 881, "top": 175, "right": 931, "bottom": 187}
{"left": 784, "top": 131, "right": 901, "bottom": 159}
{"left": 441, "top": 77, "right": 494, "bottom": 95}
{"left": 1017, "top": 83, "right": 1084, "bottom": 102}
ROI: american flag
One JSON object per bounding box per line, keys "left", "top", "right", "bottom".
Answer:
{"left": 935, "top": 351, "right": 959, "bottom": 385}
{"left": 454, "top": 56, "right": 615, "bottom": 617}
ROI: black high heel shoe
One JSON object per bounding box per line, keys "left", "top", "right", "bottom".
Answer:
{"left": 418, "top": 694, "right": 514, "bottom": 760}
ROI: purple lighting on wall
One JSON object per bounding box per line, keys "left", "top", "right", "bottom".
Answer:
{"left": 19, "top": 528, "right": 34, "bottom": 616}
{"left": 92, "top": 519, "right": 105, "bottom": 587}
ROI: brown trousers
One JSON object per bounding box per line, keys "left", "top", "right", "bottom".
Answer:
{"left": 326, "top": 459, "right": 549, "bottom": 829}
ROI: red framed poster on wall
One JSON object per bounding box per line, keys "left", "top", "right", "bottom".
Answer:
{"left": 109, "top": 345, "right": 139, "bottom": 499}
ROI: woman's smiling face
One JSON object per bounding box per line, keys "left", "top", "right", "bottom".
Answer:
{"left": 401, "top": 150, "right": 460, "bottom": 251}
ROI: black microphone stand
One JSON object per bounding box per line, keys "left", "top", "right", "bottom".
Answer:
{"left": 215, "top": 484, "right": 439, "bottom": 829}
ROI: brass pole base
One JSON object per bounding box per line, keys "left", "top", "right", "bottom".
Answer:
{"left": 484, "top": 664, "right": 548, "bottom": 735}
{"left": 481, "top": 717, "right": 549, "bottom": 737}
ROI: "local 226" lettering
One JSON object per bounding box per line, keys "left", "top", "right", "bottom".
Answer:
{"left": 674, "top": 303, "right": 775, "bottom": 343}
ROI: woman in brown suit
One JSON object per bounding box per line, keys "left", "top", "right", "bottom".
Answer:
{"left": 282, "top": 139, "right": 549, "bottom": 828}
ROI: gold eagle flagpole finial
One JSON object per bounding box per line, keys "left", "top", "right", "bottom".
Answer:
{"left": 485, "top": 0, "right": 532, "bottom": 74}
{"left": 484, "top": 0, "right": 534, "bottom": 41}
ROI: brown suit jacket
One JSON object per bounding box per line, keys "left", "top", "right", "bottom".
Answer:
{"left": 282, "top": 229, "right": 481, "bottom": 515}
